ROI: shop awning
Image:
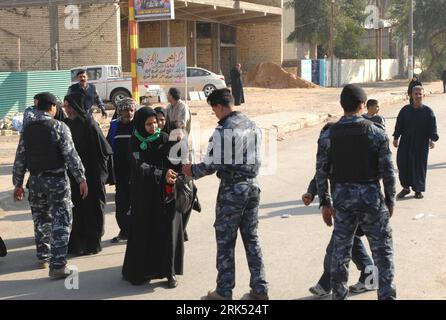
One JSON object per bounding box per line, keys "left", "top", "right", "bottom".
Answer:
{"left": 174, "top": 0, "right": 282, "bottom": 25}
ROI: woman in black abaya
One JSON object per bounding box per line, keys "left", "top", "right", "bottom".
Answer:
{"left": 63, "top": 93, "right": 112, "bottom": 255}
{"left": 122, "top": 107, "right": 184, "bottom": 288}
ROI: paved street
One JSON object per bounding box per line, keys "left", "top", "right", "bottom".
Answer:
{"left": 0, "top": 93, "right": 445, "bottom": 300}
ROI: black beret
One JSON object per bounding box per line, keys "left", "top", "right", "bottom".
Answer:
{"left": 340, "top": 84, "right": 367, "bottom": 110}
{"left": 37, "top": 92, "right": 58, "bottom": 108}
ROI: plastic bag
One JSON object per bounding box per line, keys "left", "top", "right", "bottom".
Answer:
{"left": 12, "top": 114, "right": 23, "bottom": 132}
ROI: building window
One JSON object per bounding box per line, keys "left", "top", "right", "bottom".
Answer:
{"left": 220, "top": 25, "right": 236, "bottom": 44}
{"left": 197, "top": 22, "right": 211, "bottom": 38}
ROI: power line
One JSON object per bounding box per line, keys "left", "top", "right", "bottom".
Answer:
{"left": 22, "top": 5, "right": 120, "bottom": 70}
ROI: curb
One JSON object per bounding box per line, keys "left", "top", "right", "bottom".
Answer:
{"left": 268, "top": 113, "right": 331, "bottom": 136}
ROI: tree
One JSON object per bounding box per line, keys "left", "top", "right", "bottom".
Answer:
{"left": 391, "top": 0, "right": 446, "bottom": 79}
{"left": 285, "top": 0, "right": 327, "bottom": 59}
{"left": 286, "top": 0, "right": 368, "bottom": 59}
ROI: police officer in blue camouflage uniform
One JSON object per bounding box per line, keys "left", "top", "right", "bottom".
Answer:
{"left": 21, "top": 93, "right": 65, "bottom": 134}
{"left": 182, "top": 88, "right": 268, "bottom": 300}
{"left": 20, "top": 93, "right": 43, "bottom": 134}
{"left": 316, "top": 84, "right": 396, "bottom": 300}
{"left": 13, "top": 92, "right": 88, "bottom": 278}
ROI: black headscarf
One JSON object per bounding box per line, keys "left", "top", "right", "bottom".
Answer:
{"left": 154, "top": 106, "right": 166, "bottom": 117}
{"left": 65, "top": 92, "right": 87, "bottom": 120}
{"left": 134, "top": 106, "right": 157, "bottom": 138}
{"left": 63, "top": 92, "right": 112, "bottom": 183}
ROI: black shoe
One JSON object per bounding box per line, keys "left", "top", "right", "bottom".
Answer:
{"left": 111, "top": 234, "right": 128, "bottom": 243}
{"left": 249, "top": 289, "right": 269, "bottom": 300}
{"left": 397, "top": 188, "right": 410, "bottom": 199}
{"left": 414, "top": 192, "right": 424, "bottom": 199}
{"left": 84, "top": 247, "right": 102, "bottom": 255}
{"left": 167, "top": 275, "right": 178, "bottom": 288}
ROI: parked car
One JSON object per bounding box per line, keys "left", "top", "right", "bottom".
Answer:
{"left": 70, "top": 65, "right": 226, "bottom": 105}
{"left": 70, "top": 65, "right": 150, "bottom": 105}
{"left": 187, "top": 67, "right": 227, "bottom": 97}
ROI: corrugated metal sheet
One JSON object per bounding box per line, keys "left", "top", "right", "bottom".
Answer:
{"left": 0, "top": 70, "right": 70, "bottom": 119}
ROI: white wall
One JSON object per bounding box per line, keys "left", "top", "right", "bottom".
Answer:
{"left": 327, "top": 58, "right": 399, "bottom": 86}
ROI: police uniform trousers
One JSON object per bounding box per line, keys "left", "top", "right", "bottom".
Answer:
{"left": 28, "top": 174, "right": 73, "bottom": 270}
{"left": 331, "top": 183, "right": 396, "bottom": 300}
{"left": 214, "top": 179, "right": 268, "bottom": 298}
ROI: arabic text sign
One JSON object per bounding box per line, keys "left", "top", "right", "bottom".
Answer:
{"left": 136, "top": 47, "right": 186, "bottom": 86}
{"left": 134, "top": 0, "right": 175, "bottom": 21}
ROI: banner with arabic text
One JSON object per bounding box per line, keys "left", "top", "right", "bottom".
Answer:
{"left": 136, "top": 47, "right": 186, "bottom": 86}
{"left": 134, "top": 0, "right": 175, "bottom": 21}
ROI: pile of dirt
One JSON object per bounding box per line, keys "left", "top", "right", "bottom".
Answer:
{"left": 245, "top": 62, "right": 319, "bottom": 89}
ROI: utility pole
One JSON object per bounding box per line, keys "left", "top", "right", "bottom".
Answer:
{"left": 408, "top": 0, "right": 414, "bottom": 79}
{"left": 17, "top": 37, "right": 21, "bottom": 71}
{"left": 375, "top": 0, "right": 383, "bottom": 82}
{"left": 329, "top": 0, "right": 335, "bottom": 87}
{"left": 49, "top": 5, "right": 60, "bottom": 70}
{"left": 129, "top": 0, "right": 140, "bottom": 103}
{"left": 375, "top": 26, "right": 379, "bottom": 81}
{"left": 378, "top": 0, "right": 383, "bottom": 81}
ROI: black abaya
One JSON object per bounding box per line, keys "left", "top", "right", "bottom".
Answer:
{"left": 230, "top": 67, "right": 245, "bottom": 106}
{"left": 122, "top": 132, "right": 184, "bottom": 285}
{"left": 393, "top": 104, "right": 439, "bottom": 192}
{"left": 64, "top": 115, "right": 112, "bottom": 255}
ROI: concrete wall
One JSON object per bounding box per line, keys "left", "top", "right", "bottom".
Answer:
{"left": 0, "top": 4, "right": 121, "bottom": 71}
{"left": 328, "top": 58, "right": 399, "bottom": 86}
{"left": 282, "top": 5, "right": 296, "bottom": 62}
{"left": 237, "top": 22, "right": 282, "bottom": 72}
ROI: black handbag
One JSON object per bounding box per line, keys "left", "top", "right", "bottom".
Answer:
{"left": 174, "top": 174, "right": 195, "bottom": 214}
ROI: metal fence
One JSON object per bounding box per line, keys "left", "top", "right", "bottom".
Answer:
{"left": 0, "top": 70, "right": 70, "bottom": 119}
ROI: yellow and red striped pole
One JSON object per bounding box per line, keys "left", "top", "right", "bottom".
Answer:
{"left": 129, "top": 0, "right": 140, "bottom": 103}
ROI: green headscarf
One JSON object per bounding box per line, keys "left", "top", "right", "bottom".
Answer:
{"left": 134, "top": 128, "right": 161, "bottom": 151}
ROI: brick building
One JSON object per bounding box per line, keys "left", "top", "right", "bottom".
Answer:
{"left": 0, "top": 1, "right": 122, "bottom": 72}
{"left": 0, "top": 0, "right": 286, "bottom": 79}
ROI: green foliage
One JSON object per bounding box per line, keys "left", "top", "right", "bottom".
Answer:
{"left": 391, "top": 0, "right": 446, "bottom": 76}
{"left": 286, "top": 0, "right": 368, "bottom": 59}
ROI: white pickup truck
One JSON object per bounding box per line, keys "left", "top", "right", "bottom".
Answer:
{"left": 70, "top": 65, "right": 150, "bottom": 106}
